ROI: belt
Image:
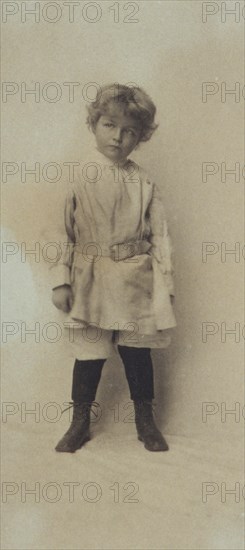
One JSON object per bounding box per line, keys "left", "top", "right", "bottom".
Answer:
{"left": 73, "top": 240, "right": 152, "bottom": 264}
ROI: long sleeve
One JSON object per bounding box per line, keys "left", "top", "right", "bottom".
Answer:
{"left": 148, "top": 183, "right": 175, "bottom": 296}
{"left": 49, "top": 187, "right": 76, "bottom": 289}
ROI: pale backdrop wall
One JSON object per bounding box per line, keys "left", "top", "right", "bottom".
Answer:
{"left": 2, "top": 1, "right": 244, "bottom": 442}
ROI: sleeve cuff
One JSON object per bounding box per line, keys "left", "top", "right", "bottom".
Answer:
{"left": 163, "top": 273, "right": 175, "bottom": 296}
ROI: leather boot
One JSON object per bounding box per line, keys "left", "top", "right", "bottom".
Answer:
{"left": 55, "top": 402, "right": 96, "bottom": 453}
{"left": 134, "top": 400, "right": 169, "bottom": 452}
{"left": 55, "top": 358, "right": 105, "bottom": 453}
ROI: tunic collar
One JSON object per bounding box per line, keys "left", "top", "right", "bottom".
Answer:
{"left": 92, "top": 147, "right": 130, "bottom": 168}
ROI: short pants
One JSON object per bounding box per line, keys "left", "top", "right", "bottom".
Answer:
{"left": 63, "top": 322, "right": 172, "bottom": 359}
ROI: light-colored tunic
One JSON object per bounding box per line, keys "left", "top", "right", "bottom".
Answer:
{"left": 50, "top": 148, "right": 176, "bottom": 344}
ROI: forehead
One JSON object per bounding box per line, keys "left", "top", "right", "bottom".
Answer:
{"left": 102, "top": 102, "right": 140, "bottom": 128}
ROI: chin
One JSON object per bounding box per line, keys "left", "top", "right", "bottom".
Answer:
{"left": 108, "top": 152, "right": 123, "bottom": 160}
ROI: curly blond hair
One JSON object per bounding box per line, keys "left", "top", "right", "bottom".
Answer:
{"left": 86, "top": 83, "right": 158, "bottom": 143}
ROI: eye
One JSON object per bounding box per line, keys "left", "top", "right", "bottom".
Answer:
{"left": 104, "top": 122, "right": 114, "bottom": 128}
{"left": 125, "top": 129, "right": 136, "bottom": 136}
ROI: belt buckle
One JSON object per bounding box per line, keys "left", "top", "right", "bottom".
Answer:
{"left": 109, "top": 242, "right": 127, "bottom": 261}
{"left": 109, "top": 243, "right": 119, "bottom": 261}
{"left": 110, "top": 241, "right": 137, "bottom": 262}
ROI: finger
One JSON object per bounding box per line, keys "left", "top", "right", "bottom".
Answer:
{"left": 61, "top": 300, "right": 69, "bottom": 313}
{"left": 68, "top": 293, "right": 73, "bottom": 310}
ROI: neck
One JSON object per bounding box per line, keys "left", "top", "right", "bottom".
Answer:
{"left": 95, "top": 147, "right": 128, "bottom": 167}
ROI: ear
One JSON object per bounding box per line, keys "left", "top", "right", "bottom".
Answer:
{"left": 134, "top": 127, "right": 142, "bottom": 150}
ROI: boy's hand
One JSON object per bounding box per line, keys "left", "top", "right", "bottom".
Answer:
{"left": 52, "top": 285, "right": 73, "bottom": 312}
{"left": 170, "top": 295, "right": 175, "bottom": 306}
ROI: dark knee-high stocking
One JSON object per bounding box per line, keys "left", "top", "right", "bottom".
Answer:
{"left": 118, "top": 346, "right": 168, "bottom": 452}
{"left": 117, "top": 345, "right": 154, "bottom": 401}
{"left": 71, "top": 358, "right": 105, "bottom": 403}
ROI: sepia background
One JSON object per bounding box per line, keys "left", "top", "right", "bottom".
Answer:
{"left": 1, "top": 1, "right": 244, "bottom": 549}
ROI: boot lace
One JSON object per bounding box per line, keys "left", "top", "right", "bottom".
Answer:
{"left": 135, "top": 400, "right": 158, "bottom": 420}
{"left": 61, "top": 401, "right": 101, "bottom": 420}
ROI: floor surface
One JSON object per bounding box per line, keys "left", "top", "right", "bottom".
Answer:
{"left": 1, "top": 417, "right": 243, "bottom": 550}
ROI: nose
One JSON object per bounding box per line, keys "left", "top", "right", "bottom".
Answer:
{"left": 112, "top": 127, "right": 122, "bottom": 143}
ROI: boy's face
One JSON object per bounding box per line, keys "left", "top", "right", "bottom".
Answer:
{"left": 93, "top": 103, "right": 141, "bottom": 163}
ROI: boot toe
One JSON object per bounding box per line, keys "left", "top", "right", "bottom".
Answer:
{"left": 55, "top": 431, "right": 90, "bottom": 453}
{"left": 138, "top": 432, "right": 169, "bottom": 452}
{"left": 55, "top": 442, "right": 76, "bottom": 453}
{"left": 144, "top": 437, "right": 169, "bottom": 452}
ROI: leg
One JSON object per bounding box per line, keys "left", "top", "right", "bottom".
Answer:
{"left": 117, "top": 346, "right": 154, "bottom": 401}
{"left": 55, "top": 358, "right": 106, "bottom": 453}
{"left": 71, "top": 358, "right": 105, "bottom": 403}
{"left": 118, "top": 345, "right": 168, "bottom": 452}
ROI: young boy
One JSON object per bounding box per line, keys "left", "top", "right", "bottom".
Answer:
{"left": 51, "top": 84, "right": 176, "bottom": 453}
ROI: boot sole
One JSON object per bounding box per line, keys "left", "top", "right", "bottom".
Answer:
{"left": 55, "top": 433, "right": 90, "bottom": 453}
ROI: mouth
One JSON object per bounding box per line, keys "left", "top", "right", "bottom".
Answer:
{"left": 108, "top": 145, "right": 120, "bottom": 149}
